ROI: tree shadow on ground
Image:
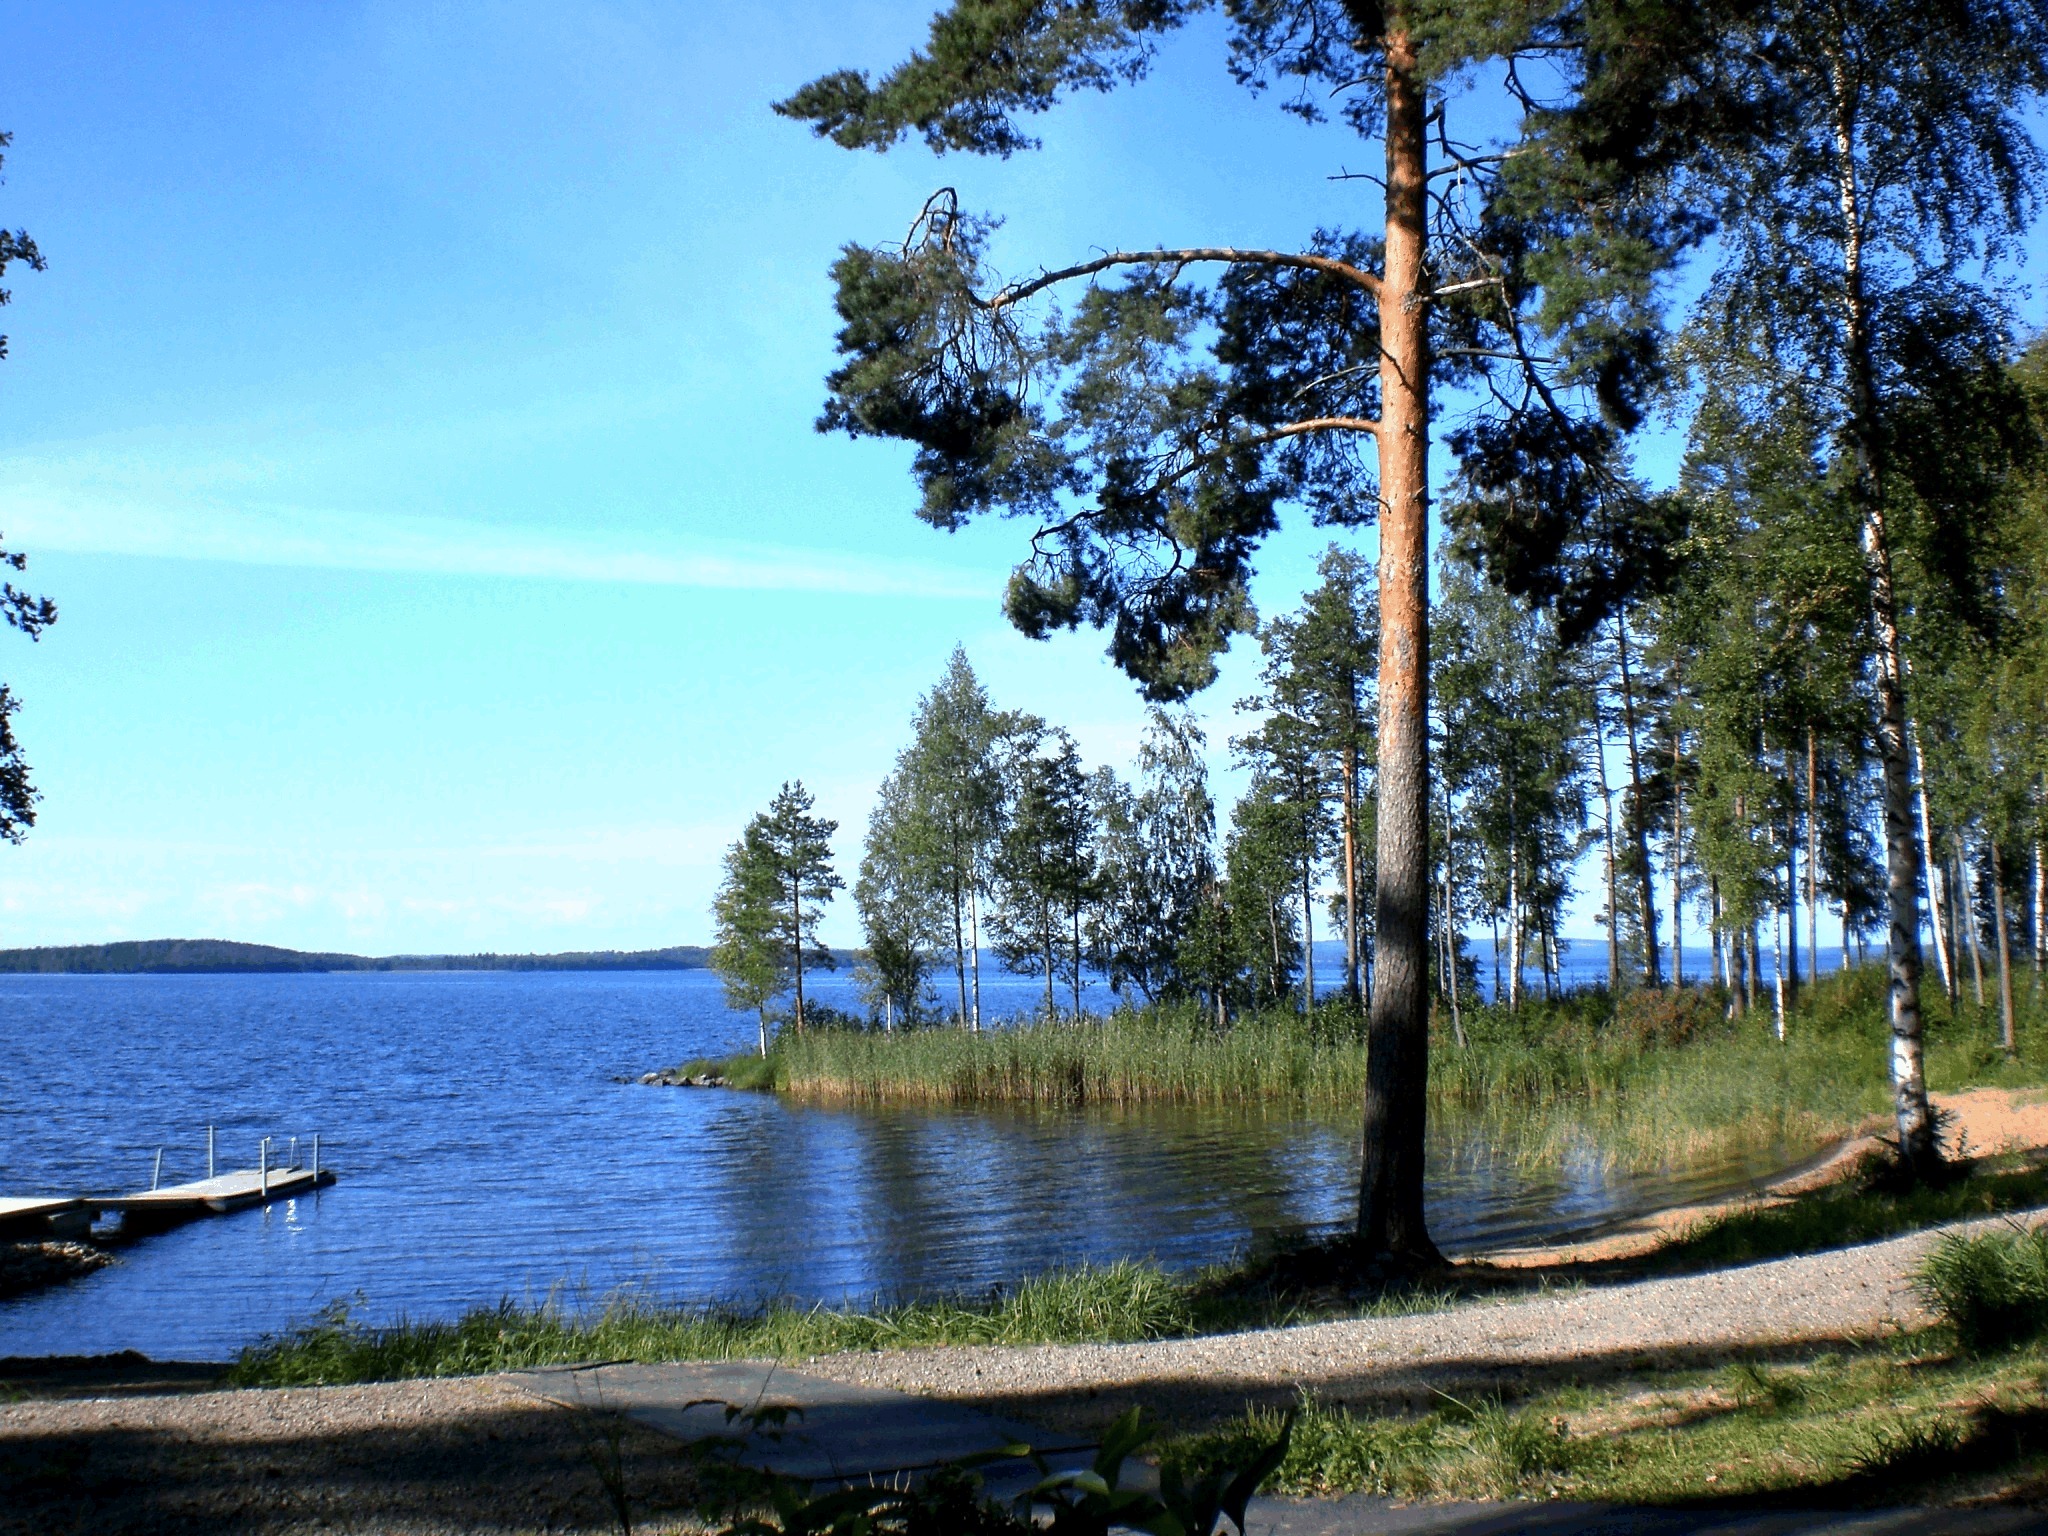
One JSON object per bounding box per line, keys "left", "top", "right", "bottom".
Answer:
{"left": 0, "top": 1392, "right": 715, "bottom": 1536}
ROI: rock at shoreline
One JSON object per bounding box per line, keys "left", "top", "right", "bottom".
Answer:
{"left": 630, "top": 1069, "right": 729, "bottom": 1089}
{"left": 0, "top": 1240, "right": 115, "bottom": 1301}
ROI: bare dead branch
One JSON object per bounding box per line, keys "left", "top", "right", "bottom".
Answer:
{"left": 985, "top": 247, "right": 1382, "bottom": 311}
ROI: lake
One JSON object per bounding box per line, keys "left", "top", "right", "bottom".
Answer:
{"left": 2, "top": 967, "right": 1788, "bottom": 1362}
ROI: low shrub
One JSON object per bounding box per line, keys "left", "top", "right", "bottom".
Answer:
{"left": 1915, "top": 1226, "right": 2048, "bottom": 1352}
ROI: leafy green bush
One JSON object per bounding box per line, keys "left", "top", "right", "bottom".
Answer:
{"left": 1915, "top": 1226, "right": 2048, "bottom": 1352}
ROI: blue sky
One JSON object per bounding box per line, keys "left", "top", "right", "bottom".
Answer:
{"left": 0, "top": 4, "right": 2041, "bottom": 954}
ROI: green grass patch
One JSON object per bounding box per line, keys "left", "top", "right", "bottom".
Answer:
{"left": 228, "top": 1261, "right": 1220, "bottom": 1387}
{"left": 1650, "top": 1158, "right": 2048, "bottom": 1273}
{"left": 1165, "top": 1334, "right": 2048, "bottom": 1505}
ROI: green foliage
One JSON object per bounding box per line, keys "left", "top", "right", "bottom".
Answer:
{"left": 711, "top": 781, "right": 844, "bottom": 1047}
{"left": 719, "top": 1406, "right": 1292, "bottom": 1536}
{"left": 778, "top": 4, "right": 1696, "bottom": 697}
{"left": 1916, "top": 1226, "right": 2048, "bottom": 1352}
{"left": 1088, "top": 707, "right": 1216, "bottom": 1003}
{"left": 989, "top": 728, "right": 1096, "bottom": 1017}
{"left": 0, "top": 128, "right": 48, "bottom": 845}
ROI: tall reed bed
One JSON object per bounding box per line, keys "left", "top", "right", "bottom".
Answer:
{"left": 771, "top": 1004, "right": 1369, "bottom": 1107}
{"left": 752, "top": 965, "right": 2048, "bottom": 1173}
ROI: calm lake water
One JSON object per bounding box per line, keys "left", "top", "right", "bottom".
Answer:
{"left": 2, "top": 968, "right": 1788, "bottom": 1362}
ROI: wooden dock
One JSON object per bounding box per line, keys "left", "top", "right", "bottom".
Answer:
{"left": 0, "top": 1196, "right": 92, "bottom": 1240}
{"left": 99, "top": 1164, "right": 336, "bottom": 1223}
{"left": 3, "top": 1133, "right": 338, "bottom": 1237}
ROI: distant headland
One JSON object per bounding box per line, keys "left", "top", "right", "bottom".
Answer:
{"left": 0, "top": 938, "right": 715, "bottom": 974}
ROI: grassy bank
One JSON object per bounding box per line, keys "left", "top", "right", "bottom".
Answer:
{"left": 703, "top": 966, "right": 2048, "bottom": 1173}
{"left": 1167, "top": 1226, "right": 2048, "bottom": 1507}
{"left": 228, "top": 1261, "right": 1221, "bottom": 1388}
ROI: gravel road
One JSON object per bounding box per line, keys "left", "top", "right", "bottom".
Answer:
{"left": 0, "top": 1367, "right": 714, "bottom": 1535}
{"left": 799, "top": 1208, "right": 2048, "bottom": 1433}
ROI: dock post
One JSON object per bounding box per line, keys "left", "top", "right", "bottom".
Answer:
{"left": 260, "top": 1137, "right": 269, "bottom": 1200}
{"left": 312, "top": 1133, "right": 320, "bottom": 1180}
{"left": 152, "top": 1148, "right": 163, "bottom": 1191}
{"left": 207, "top": 1125, "right": 215, "bottom": 1180}
{"left": 289, "top": 1136, "right": 298, "bottom": 1170}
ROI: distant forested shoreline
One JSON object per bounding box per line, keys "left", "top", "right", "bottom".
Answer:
{"left": 0, "top": 938, "right": 718, "bottom": 974}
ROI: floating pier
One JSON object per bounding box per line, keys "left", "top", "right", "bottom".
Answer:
{"left": 0, "top": 1196, "right": 92, "bottom": 1241}
{"left": 1, "top": 1131, "right": 337, "bottom": 1239}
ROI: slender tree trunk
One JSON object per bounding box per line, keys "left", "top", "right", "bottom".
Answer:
{"left": 1712, "top": 879, "right": 1727, "bottom": 992}
{"left": 1072, "top": 902, "right": 1083, "bottom": 1020}
{"left": 1444, "top": 783, "right": 1465, "bottom": 1047}
{"left": 968, "top": 877, "right": 983, "bottom": 1032}
{"left": 1785, "top": 747, "right": 1800, "bottom": 1007}
{"left": 1356, "top": 17, "right": 1438, "bottom": 1264}
{"left": 1044, "top": 894, "right": 1056, "bottom": 1018}
{"left": 1269, "top": 902, "right": 1283, "bottom": 999}
{"left": 1772, "top": 891, "right": 1787, "bottom": 1041}
{"left": 758, "top": 1009, "right": 769, "bottom": 1059}
{"left": 1671, "top": 719, "right": 1685, "bottom": 988}
{"left": 1914, "top": 724, "right": 1955, "bottom": 1002}
{"left": 2023, "top": 835, "right": 2039, "bottom": 978}
{"left": 1748, "top": 924, "right": 1761, "bottom": 1016}
{"left": 1993, "top": 839, "right": 2016, "bottom": 1058}
{"left": 1615, "top": 619, "right": 1662, "bottom": 986}
{"left": 1490, "top": 908, "right": 1502, "bottom": 1005}
{"left": 952, "top": 867, "right": 970, "bottom": 1028}
{"left": 1344, "top": 745, "right": 1361, "bottom": 1005}
{"left": 1828, "top": 41, "right": 1935, "bottom": 1174}
{"left": 1597, "top": 704, "right": 1621, "bottom": 994}
{"left": 1508, "top": 833, "right": 1524, "bottom": 1013}
{"left": 1807, "top": 730, "right": 1821, "bottom": 977}
{"left": 1303, "top": 850, "right": 1317, "bottom": 1019}
{"left": 1965, "top": 842, "right": 1987, "bottom": 1010}
{"left": 792, "top": 873, "right": 807, "bottom": 1032}
{"left": 1730, "top": 905, "right": 1746, "bottom": 1012}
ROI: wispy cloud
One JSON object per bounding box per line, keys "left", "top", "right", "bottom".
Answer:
{"left": 1, "top": 467, "right": 990, "bottom": 599}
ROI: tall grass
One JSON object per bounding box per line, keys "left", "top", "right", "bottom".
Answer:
{"left": 227, "top": 1260, "right": 1195, "bottom": 1388}
{"left": 739, "top": 965, "right": 2048, "bottom": 1172}
{"left": 1916, "top": 1225, "right": 2048, "bottom": 1352}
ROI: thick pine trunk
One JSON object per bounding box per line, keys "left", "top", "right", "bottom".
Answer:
{"left": 1828, "top": 43, "right": 1936, "bottom": 1174}
{"left": 1356, "top": 19, "right": 1438, "bottom": 1266}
